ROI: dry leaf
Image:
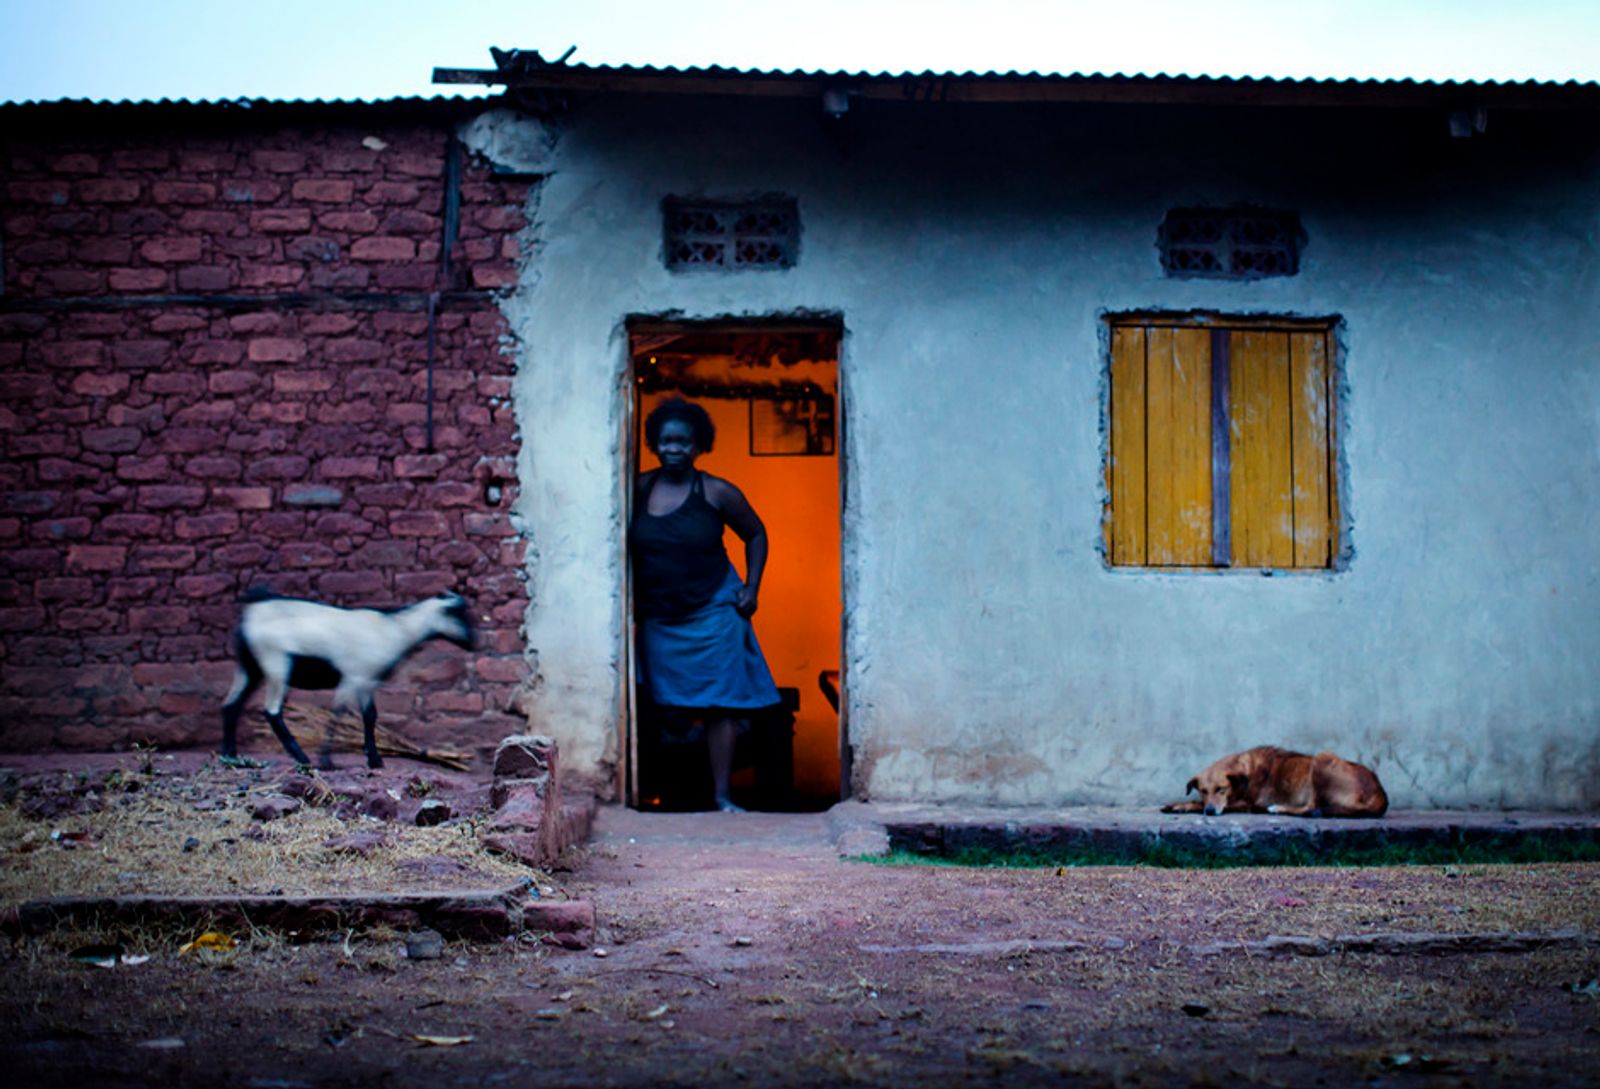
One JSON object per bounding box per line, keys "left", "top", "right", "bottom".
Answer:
{"left": 179, "top": 931, "right": 235, "bottom": 955}
{"left": 412, "top": 1034, "right": 474, "bottom": 1047}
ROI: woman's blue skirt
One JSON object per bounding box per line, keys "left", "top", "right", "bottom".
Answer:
{"left": 638, "top": 565, "right": 780, "bottom": 712}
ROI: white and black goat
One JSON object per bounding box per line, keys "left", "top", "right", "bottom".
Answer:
{"left": 221, "top": 588, "right": 475, "bottom": 769}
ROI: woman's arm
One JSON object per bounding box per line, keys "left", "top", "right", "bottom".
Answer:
{"left": 706, "top": 476, "right": 767, "bottom": 617}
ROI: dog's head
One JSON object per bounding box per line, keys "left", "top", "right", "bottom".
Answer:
{"left": 1187, "top": 770, "right": 1250, "bottom": 816}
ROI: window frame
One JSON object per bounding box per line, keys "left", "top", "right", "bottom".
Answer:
{"left": 1103, "top": 312, "right": 1344, "bottom": 573}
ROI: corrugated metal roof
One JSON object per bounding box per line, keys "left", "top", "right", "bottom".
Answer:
{"left": 0, "top": 93, "right": 481, "bottom": 110}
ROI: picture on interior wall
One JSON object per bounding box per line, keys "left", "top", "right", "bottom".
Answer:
{"left": 750, "top": 394, "right": 835, "bottom": 456}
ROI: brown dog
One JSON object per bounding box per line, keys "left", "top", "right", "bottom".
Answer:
{"left": 1161, "top": 746, "right": 1388, "bottom": 818}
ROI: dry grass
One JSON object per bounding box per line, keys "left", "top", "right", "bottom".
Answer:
{"left": 1, "top": 760, "right": 545, "bottom": 907}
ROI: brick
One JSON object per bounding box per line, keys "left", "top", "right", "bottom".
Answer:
{"left": 204, "top": 371, "right": 257, "bottom": 397}
{"left": 110, "top": 209, "right": 170, "bottom": 234}
{"left": 374, "top": 265, "right": 434, "bottom": 291}
{"left": 324, "top": 337, "right": 385, "bottom": 363}
{"left": 127, "top": 544, "right": 198, "bottom": 572}
{"left": 313, "top": 512, "right": 373, "bottom": 535}
{"left": 115, "top": 455, "right": 171, "bottom": 482}
{"left": 150, "top": 181, "right": 217, "bottom": 204}
{"left": 476, "top": 205, "right": 527, "bottom": 232}
{"left": 472, "top": 264, "right": 518, "bottom": 289}
{"left": 318, "top": 456, "right": 382, "bottom": 480}
{"left": 248, "top": 337, "right": 307, "bottom": 363}
{"left": 316, "top": 570, "right": 385, "bottom": 596}
{"left": 214, "top": 542, "right": 269, "bottom": 567}
{"left": 172, "top": 401, "right": 239, "bottom": 427}
{"left": 229, "top": 313, "right": 282, "bottom": 334}
{"left": 173, "top": 512, "right": 241, "bottom": 539}
{"left": 308, "top": 266, "right": 371, "bottom": 290}
{"left": 238, "top": 264, "right": 305, "bottom": 288}
{"left": 175, "top": 573, "right": 235, "bottom": 598}
{"left": 390, "top": 511, "right": 449, "bottom": 537}
{"left": 211, "top": 486, "right": 272, "bottom": 510}
{"left": 279, "top": 542, "right": 338, "bottom": 568}
{"left": 353, "top": 539, "right": 417, "bottom": 566}
{"left": 317, "top": 210, "right": 379, "bottom": 232}
{"left": 48, "top": 152, "right": 100, "bottom": 173}
{"left": 136, "top": 485, "right": 206, "bottom": 510}
{"left": 111, "top": 340, "right": 170, "bottom": 368}
{"left": 114, "top": 149, "right": 172, "bottom": 170}
{"left": 37, "top": 457, "right": 101, "bottom": 482}
{"left": 351, "top": 236, "right": 417, "bottom": 261}
{"left": 140, "top": 236, "right": 203, "bottom": 263}
{"left": 301, "top": 314, "right": 359, "bottom": 336}
{"left": 11, "top": 238, "right": 69, "bottom": 263}
{"left": 381, "top": 209, "right": 441, "bottom": 234}
{"left": 391, "top": 153, "right": 443, "bottom": 178}
{"left": 178, "top": 210, "right": 241, "bottom": 232}
{"left": 353, "top": 482, "right": 415, "bottom": 507}
{"left": 395, "top": 454, "right": 449, "bottom": 479}
{"left": 249, "top": 402, "right": 309, "bottom": 424}
{"left": 106, "top": 403, "right": 165, "bottom": 429}
{"left": 129, "top": 606, "right": 191, "bottom": 631}
{"left": 220, "top": 178, "right": 281, "bottom": 202}
{"left": 149, "top": 314, "right": 207, "bottom": 333}
{"left": 345, "top": 368, "right": 407, "bottom": 394}
{"left": 109, "top": 268, "right": 170, "bottom": 291}
{"left": 78, "top": 178, "right": 142, "bottom": 203}
{"left": 251, "top": 208, "right": 313, "bottom": 232}
{"left": 431, "top": 541, "right": 487, "bottom": 567}
{"left": 282, "top": 484, "right": 344, "bottom": 507}
{"left": 475, "top": 657, "right": 529, "bottom": 683}
{"left": 4, "top": 491, "right": 59, "bottom": 514}
{"left": 285, "top": 235, "right": 340, "bottom": 263}
{"left": 66, "top": 545, "right": 128, "bottom": 573}
{"left": 99, "top": 513, "right": 163, "bottom": 536}
{"left": 79, "top": 238, "right": 137, "bottom": 264}
{"left": 177, "top": 266, "right": 234, "bottom": 291}
{"left": 464, "top": 513, "right": 517, "bottom": 538}
{"left": 29, "top": 517, "right": 94, "bottom": 542}
{"left": 366, "top": 181, "right": 420, "bottom": 203}
{"left": 34, "top": 577, "right": 95, "bottom": 603}
{"left": 291, "top": 178, "right": 357, "bottom": 203}
{"left": 190, "top": 339, "right": 244, "bottom": 365}
{"left": 183, "top": 455, "right": 243, "bottom": 479}
{"left": 422, "top": 691, "right": 482, "bottom": 714}
{"left": 0, "top": 372, "right": 55, "bottom": 399}
{"left": 246, "top": 455, "right": 310, "bottom": 482}
{"left": 251, "top": 149, "right": 308, "bottom": 173}
{"left": 156, "top": 427, "right": 222, "bottom": 454}
{"left": 82, "top": 427, "right": 145, "bottom": 454}
{"left": 38, "top": 269, "right": 104, "bottom": 293}
{"left": 423, "top": 482, "right": 480, "bottom": 507}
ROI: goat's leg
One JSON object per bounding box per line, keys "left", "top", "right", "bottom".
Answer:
{"left": 261, "top": 676, "right": 312, "bottom": 766}
{"left": 220, "top": 665, "right": 260, "bottom": 759}
{"left": 360, "top": 695, "right": 383, "bottom": 769}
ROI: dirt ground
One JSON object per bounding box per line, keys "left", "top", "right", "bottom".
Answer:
{"left": 2, "top": 754, "right": 1598, "bottom": 1088}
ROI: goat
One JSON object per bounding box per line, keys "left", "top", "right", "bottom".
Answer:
{"left": 221, "top": 588, "right": 475, "bottom": 769}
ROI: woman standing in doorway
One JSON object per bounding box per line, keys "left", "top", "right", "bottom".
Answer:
{"left": 631, "top": 397, "right": 780, "bottom": 812}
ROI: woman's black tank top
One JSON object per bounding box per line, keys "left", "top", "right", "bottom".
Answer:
{"left": 630, "top": 471, "right": 731, "bottom": 619}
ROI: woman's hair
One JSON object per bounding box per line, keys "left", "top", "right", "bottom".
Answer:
{"left": 644, "top": 397, "right": 716, "bottom": 453}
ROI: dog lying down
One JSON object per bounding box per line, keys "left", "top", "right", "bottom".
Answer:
{"left": 1162, "top": 746, "right": 1389, "bottom": 818}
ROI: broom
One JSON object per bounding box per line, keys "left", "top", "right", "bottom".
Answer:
{"left": 279, "top": 704, "right": 471, "bottom": 772}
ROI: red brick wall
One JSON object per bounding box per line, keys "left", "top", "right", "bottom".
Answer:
{"left": 0, "top": 101, "right": 534, "bottom": 765}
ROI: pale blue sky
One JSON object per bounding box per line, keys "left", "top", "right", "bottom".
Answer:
{"left": 3, "top": 0, "right": 1598, "bottom": 104}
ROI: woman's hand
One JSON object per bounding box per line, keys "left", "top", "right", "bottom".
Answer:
{"left": 734, "top": 583, "right": 760, "bottom": 618}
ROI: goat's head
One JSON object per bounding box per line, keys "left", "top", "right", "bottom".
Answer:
{"left": 423, "top": 593, "right": 476, "bottom": 649}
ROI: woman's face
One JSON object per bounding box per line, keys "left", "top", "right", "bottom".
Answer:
{"left": 655, "top": 418, "right": 699, "bottom": 470}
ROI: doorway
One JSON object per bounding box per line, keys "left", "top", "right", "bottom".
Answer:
{"left": 627, "top": 320, "right": 843, "bottom": 812}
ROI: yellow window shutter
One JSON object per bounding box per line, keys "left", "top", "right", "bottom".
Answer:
{"left": 1229, "top": 330, "right": 1296, "bottom": 568}
{"left": 1145, "top": 327, "right": 1213, "bottom": 566}
{"left": 1109, "top": 325, "right": 1148, "bottom": 565}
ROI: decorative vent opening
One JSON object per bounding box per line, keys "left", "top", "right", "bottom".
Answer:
{"left": 1160, "top": 209, "right": 1302, "bottom": 279}
{"left": 664, "top": 197, "right": 799, "bottom": 271}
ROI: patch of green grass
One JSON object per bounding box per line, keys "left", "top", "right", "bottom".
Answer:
{"left": 855, "top": 835, "right": 1600, "bottom": 870}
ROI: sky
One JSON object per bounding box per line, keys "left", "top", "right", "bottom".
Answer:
{"left": 2, "top": 0, "right": 1599, "bottom": 105}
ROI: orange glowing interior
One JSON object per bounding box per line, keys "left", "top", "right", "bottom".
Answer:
{"left": 632, "top": 326, "right": 841, "bottom": 806}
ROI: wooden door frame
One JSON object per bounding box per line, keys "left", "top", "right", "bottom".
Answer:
{"left": 619, "top": 313, "right": 849, "bottom": 808}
